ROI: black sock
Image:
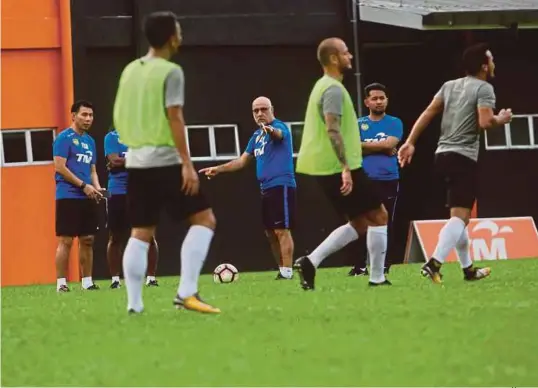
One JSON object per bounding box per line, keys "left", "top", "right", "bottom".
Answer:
{"left": 463, "top": 265, "right": 475, "bottom": 276}
{"left": 427, "top": 258, "right": 442, "bottom": 271}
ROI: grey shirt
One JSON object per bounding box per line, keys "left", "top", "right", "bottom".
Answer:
{"left": 320, "top": 85, "right": 344, "bottom": 118}
{"left": 126, "top": 58, "right": 186, "bottom": 168}
{"left": 435, "top": 76, "right": 496, "bottom": 161}
{"left": 164, "top": 67, "right": 185, "bottom": 108}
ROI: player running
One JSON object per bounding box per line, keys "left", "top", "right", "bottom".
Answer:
{"left": 398, "top": 43, "right": 513, "bottom": 284}
{"left": 200, "top": 97, "right": 296, "bottom": 280}
{"left": 294, "top": 37, "right": 391, "bottom": 290}
{"left": 113, "top": 11, "right": 219, "bottom": 314}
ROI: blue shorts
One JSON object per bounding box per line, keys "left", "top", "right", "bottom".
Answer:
{"left": 261, "top": 185, "right": 296, "bottom": 230}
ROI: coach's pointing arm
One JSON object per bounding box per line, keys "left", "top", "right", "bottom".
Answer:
{"left": 198, "top": 153, "right": 253, "bottom": 179}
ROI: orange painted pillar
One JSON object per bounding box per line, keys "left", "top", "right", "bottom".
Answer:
{"left": 1, "top": 0, "right": 79, "bottom": 286}
{"left": 60, "top": 0, "right": 74, "bottom": 127}
{"left": 59, "top": 0, "right": 80, "bottom": 283}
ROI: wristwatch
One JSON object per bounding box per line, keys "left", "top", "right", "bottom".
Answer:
{"left": 80, "top": 182, "right": 86, "bottom": 190}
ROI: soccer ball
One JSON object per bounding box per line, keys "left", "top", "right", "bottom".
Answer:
{"left": 213, "top": 263, "right": 239, "bottom": 284}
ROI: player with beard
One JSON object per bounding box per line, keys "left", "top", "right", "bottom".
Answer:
{"left": 398, "top": 43, "right": 513, "bottom": 283}
{"left": 294, "top": 38, "right": 391, "bottom": 290}
{"left": 347, "top": 83, "right": 403, "bottom": 276}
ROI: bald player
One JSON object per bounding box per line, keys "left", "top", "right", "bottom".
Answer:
{"left": 294, "top": 38, "right": 390, "bottom": 290}
{"left": 200, "top": 97, "right": 296, "bottom": 279}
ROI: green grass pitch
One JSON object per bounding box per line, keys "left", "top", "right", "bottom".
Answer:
{"left": 2, "top": 259, "right": 538, "bottom": 386}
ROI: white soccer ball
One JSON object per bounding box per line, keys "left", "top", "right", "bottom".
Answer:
{"left": 213, "top": 263, "right": 239, "bottom": 284}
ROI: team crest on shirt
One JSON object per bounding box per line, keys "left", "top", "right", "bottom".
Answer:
{"left": 361, "top": 123, "right": 369, "bottom": 131}
{"left": 72, "top": 139, "right": 80, "bottom": 146}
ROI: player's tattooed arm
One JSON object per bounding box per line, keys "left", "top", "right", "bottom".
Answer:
{"left": 325, "top": 113, "right": 348, "bottom": 168}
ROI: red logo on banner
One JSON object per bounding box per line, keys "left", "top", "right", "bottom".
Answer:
{"left": 405, "top": 217, "right": 538, "bottom": 263}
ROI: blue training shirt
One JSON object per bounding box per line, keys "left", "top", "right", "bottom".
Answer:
{"left": 53, "top": 128, "right": 97, "bottom": 199}
{"left": 245, "top": 119, "right": 296, "bottom": 191}
{"left": 359, "top": 114, "right": 403, "bottom": 181}
{"left": 104, "top": 130, "right": 128, "bottom": 196}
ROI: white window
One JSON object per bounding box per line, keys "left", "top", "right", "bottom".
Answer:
{"left": 186, "top": 124, "right": 240, "bottom": 161}
{"left": 485, "top": 114, "right": 538, "bottom": 150}
{"left": 0, "top": 128, "right": 56, "bottom": 167}
{"left": 285, "top": 121, "right": 305, "bottom": 157}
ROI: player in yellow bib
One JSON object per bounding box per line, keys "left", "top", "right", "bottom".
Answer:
{"left": 113, "top": 11, "right": 220, "bottom": 314}
{"left": 294, "top": 38, "right": 391, "bottom": 290}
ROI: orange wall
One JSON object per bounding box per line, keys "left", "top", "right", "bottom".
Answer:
{"left": 1, "top": 50, "right": 63, "bottom": 128}
{"left": 1, "top": 0, "right": 61, "bottom": 50}
{"left": 1, "top": 0, "right": 76, "bottom": 286}
{"left": 1, "top": 166, "right": 58, "bottom": 284}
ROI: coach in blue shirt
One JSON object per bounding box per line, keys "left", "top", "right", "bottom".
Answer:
{"left": 348, "top": 83, "right": 403, "bottom": 276}
{"left": 53, "top": 100, "right": 103, "bottom": 292}
{"left": 104, "top": 129, "right": 159, "bottom": 289}
{"left": 200, "top": 96, "right": 296, "bottom": 280}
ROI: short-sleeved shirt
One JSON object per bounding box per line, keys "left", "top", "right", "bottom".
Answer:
{"left": 53, "top": 128, "right": 97, "bottom": 199}
{"left": 126, "top": 57, "right": 185, "bottom": 169}
{"left": 245, "top": 119, "right": 296, "bottom": 191}
{"left": 104, "top": 130, "right": 128, "bottom": 195}
{"left": 296, "top": 76, "right": 362, "bottom": 175}
{"left": 359, "top": 114, "right": 403, "bottom": 180}
{"left": 319, "top": 85, "right": 344, "bottom": 118}
{"left": 435, "top": 76, "right": 496, "bottom": 161}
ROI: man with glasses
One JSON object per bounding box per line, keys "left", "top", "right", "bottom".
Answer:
{"left": 200, "top": 96, "right": 297, "bottom": 280}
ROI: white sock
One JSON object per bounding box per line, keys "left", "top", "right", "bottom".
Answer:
{"left": 367, "top": 226, "right": 387, "bottom": 283}
{"left": 123, "top": 238, "right": 150, "bottom": 312}
{"left": 178, "top": 225, "right": 214, "bottom": 299}
{"left": 279, "top": 267, "right": 293, "bottom": 278}
{"left": 455, "top": 227, "right": 472, "bottom": 269}
{"left": 57, "top": 278, "right": 67, "bottom": 289}
{"left": 432, "top": 217, "right": 466, "bottom": 263}
{"left": 308, "top": 223, "right": 358, "bottom": 268}
{"left": 112, "top": 276, "right": 120, "bottom": 283}
{"left": 146, "top": 275, "right": 156, "bottom": 283}
{"left": 81, "top": 276, "right": 93, "bottom": 289}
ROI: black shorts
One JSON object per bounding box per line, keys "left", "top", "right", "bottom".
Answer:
{"left": 107, "top": 194, "right": 130, "bottom": 234}
{"left": 56, "top": 199, "right": 99, "bottom": 237}
{"left": 371, "top": 179, "right": 399, "bottom": 203}
{"left": 261, "top": 185, "right": 296, "bottom": 230}
{"left": 127, "top": 165, "right": 211, "bottom": 227}
{"left": 435, "top": 151, "right": 477, "bottom": 209}
{"left": 316, "top": 168, "right": 382, "bottom": 220}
